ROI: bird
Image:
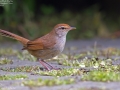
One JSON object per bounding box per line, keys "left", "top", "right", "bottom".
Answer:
{"left": 0, "top": 24, "right": 76, "bottom": 70}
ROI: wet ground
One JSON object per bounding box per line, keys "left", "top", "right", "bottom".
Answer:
{"left": 0, "top": 38, "right": 120, "bottom": 90}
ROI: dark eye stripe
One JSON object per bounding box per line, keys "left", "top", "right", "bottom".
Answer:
{"left": 57, "top": 26, "right": 69, "bottom": 30}
{"left": 61, "top": 27, "right": 66, "bottom": 29}
{"left": 58, "top": 26, "right": 67, "bottom": 29}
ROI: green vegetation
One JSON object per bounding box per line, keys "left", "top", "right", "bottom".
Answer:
{"left": 0, "top": 1, "right": 120, "bottom": 40}
{"left": 0, "top": 47, "right": 120, "bottom": 82}
{"left": 0, "top": 48, "right": 20, "bottom": 56}
{"left": 1, "top": 66, "right": 40, "bottom": 72}
{"left": 37, "top": 68, "right": 85, "bottom": 77}
{"left": 0, "top": 48, "right": 36, "bottom": 61}
{"left": 58, "top": 57, "right": 114, "bottom": 68}
{"left": 17, "top": 50, "right": 36, "bottom": 61}
{"left": 2, "top": 67, "right": 85, "bottom": 77}
{"left": 0, "top": 75, "right": 27, "bottom": 80}
{"left": 77, "top": 87, "right": 108, "bottom": 90}
{"left": 82, "top": 70, "right": 120, "bottom": 82}
{"left": 22, "top": 78, "right": 74, "bottom": 86}
{"left": 0, "top": 57, "right": 13, "bottom": 65}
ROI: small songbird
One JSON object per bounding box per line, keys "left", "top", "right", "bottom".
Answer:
{"left": 0, "top": 24, "right": 76, "bottom": 70}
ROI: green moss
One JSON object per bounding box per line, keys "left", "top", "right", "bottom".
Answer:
{"left": 1, "top": 66, "right": 87, "bottom": 77}
{"left": 0, "top": 48, "right": 36, "bottom": 61}
{"left": 0, "top": 57, "right": 13, "bottom": 65}
{"left": 0, "top": 48, "right": 20, "bottom": 56}
{"left": 80, "top": 57, "right": 113, "bottom": 68}
{"left": 78, "top": 87, "right": 108, "bottom": 90}
{"left": 82, "top": 70, "right": 120, "bottom": 82}
{"left": 1, "top": 66, "right": 40, "bottom": 72}
{"left": 0, "top": 74, "right": 27, "bottom": 80}
{"left": 17, "top": 50, "right": 36, "bottom": 61}
{"left": 37, "top": 68, "right": 85, "bottom": 77}
{"left": 58, "top": 59, "right": 82, "bottom": 67}
{"left": 58, "top": 57, "right": 103, "bottom": 67}
{"left": 23, "top": 78, "right": 74, "bottom": 87}
{"left": 58, "top": 55, "right": 120, "bottom": 71}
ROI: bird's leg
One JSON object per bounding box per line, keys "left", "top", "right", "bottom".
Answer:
{"left": 39, "top": 60, "right": 51, "bottom": 70}
{"left": 38, "top": 59, "right": 60, "bottom": 70}
{"left": 41, "top": 60, "right": 58, "bottom": 69}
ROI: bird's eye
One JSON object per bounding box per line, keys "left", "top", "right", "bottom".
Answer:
{"left": 61, "top": 27, "right": 66, "bottom": 30}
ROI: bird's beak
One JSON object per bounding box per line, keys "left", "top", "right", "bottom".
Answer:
{"left": 70, "top": 27, "right": 76, "bottom": 30}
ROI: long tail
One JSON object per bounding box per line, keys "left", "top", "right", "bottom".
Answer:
{"left": 0, "top": 29, "right": 29, "bottom": 45}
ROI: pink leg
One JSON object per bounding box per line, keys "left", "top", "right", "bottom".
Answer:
{"left": 38, "top": 59, "right": 60, "bottom": 70}
{"left": 39, "top": 60, "right": 51, "bottom": 70}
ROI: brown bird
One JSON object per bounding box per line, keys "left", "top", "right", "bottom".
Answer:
{"left": 0, "top": 24, "right": 76, "bottom": 70}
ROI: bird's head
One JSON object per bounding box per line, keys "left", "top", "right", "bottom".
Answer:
{"left": 53, "top": 24, "right": 76, "bottom": 37}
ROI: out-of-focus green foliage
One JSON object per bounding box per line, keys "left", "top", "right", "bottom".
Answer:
{"left": 40, "top": 5, "right": 55, "bottom": 15}
{"left": 0, "top": 1, "right": 120, "bottom": 41}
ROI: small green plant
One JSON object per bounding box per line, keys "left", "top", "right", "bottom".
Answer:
{"left": 17, "top": 50, "right": 36, "bottom": 61}
{"left": 0, "top": 48, "right": 20, "bottom": 56}
{"left": 58, "top": 56, "right": 113, "bottom": 68}
{"left": 0, "top": 57, "right": 13, "bottom": 65}
{"left": 1, "top": 66, "right": 40, "bottom": 72}
{"left": 77, "top": 87, "right": 108, "bottom": 90}
{"left": 37, "top": 68, "right": 84, "bottom": 77}
{"left": 82, "top": 70, "right": 120, "bottom": 82}
{"left": 0, "top": 48, "right": 36, "bottom": 61}
{"left": 22, "top": 78, "right": 74, "bottom": 87}
{"left": 0, "top": 75, "right": 27, "bottom": 80}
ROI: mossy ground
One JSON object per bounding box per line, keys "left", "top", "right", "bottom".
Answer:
{"left": 0, "top": 42, "right": 120, "bottom": 89}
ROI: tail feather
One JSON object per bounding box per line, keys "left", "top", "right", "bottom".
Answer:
{"left": 0, "top": 29, "right": 29, "bottom": 45}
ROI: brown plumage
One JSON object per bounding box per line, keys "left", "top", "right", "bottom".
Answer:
{"left": 0, "top": 30, "right": 29, "bottom": 46}
{"left": 0, "top": 24, "right": 76, "bottom": 70}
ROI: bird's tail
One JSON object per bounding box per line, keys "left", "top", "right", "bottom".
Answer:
{"left": 0, "top": 29, "right": 29, "bottom": 45}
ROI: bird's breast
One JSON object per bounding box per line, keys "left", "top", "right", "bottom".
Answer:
{"left": 54, "top": 36, "right": 66, "bottom": 52}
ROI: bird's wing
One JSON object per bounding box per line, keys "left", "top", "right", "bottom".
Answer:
{"left": 24, "top": 38, "right": 56, "bottom": 50}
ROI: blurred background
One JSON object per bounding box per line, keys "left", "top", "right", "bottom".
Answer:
{"left": 0, "top": 0, "right": 120, "bottom": 41}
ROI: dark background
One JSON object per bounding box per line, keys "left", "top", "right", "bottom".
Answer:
{"left": 0, "top": 0, "right": 120, "bottom": 40}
